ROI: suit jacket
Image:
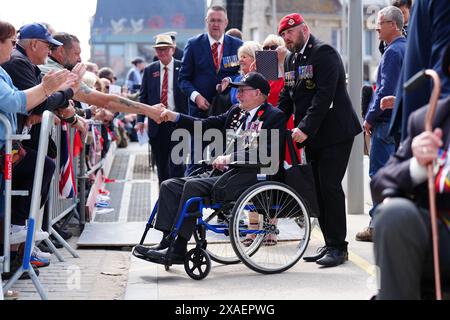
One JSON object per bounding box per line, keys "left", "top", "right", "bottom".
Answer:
{"left": 371, "top": 96, "right": 450, "bottom": 209}
{"left": 178, "top": 33, "right": 243, "bottom": 117}
{"left": 138, "top": 59, "right": 187, "bottom": 137}
{"left": 389, "top": 0, "right": 450, "bottom": 140}
{"left": 177, "top": 102, "right": 286, "bottom": 174}
{"left": 278, "top": 35, "right": 362, "bottom": 149}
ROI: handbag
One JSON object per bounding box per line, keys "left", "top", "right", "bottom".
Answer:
{"left": 208, "top": 89, "right": 233, "bottom": 117}
{"left": 284, "top": 134, "right": 320, "bottom": 218}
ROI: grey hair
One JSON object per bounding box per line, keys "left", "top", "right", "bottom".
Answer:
{"left": 262, "top": 34, "right": 285, "bottom": 48}
{"left": 238, "top": 41, "right": 262, "bottom": 60}
{"left": 17, "top": 38, "right": 32, "bottom": 48}
{"left": 379, "top": 6, "right": 404, "bottom": 30}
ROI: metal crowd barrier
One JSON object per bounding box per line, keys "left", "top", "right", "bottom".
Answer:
{"left": 0, "top": 113, "right": 31, "bottom": 300}
{"left": 78, "top": 120, "right": 109, "bottom": 226}
{"left": 43, "top": 123, "right": 80, "bottom": 261}
{"left": 2, "top": 110, "right": 55, "bottom": 300}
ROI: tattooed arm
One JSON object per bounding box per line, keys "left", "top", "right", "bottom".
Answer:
{"left": 73, "top": 84, "right": 164, "bottom": 122}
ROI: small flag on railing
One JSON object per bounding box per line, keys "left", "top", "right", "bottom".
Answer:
{"left": 59, "top": 123, "right": 77, "bottom": 198}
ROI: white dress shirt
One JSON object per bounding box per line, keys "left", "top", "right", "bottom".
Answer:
{"left": 160, "top": 58, "right": 175, "bottom": 111}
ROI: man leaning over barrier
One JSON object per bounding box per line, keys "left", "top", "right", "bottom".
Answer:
{"left": 39, "top": 32, "right": 165, "bottom": 123}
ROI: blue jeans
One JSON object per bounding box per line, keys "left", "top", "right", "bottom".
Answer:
{"left": 369, "top": 122, "right": 396, "bottom": 224}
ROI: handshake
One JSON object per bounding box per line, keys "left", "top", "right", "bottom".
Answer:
{"left": 148, "top": 104, "right": 179, "bottom": 124}
{"left": 136, "top": 105, "right": 179, "bottom": 133}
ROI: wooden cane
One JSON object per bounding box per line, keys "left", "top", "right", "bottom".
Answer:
{"left": 422, "top": 69, "right": 442, "bottom": 300}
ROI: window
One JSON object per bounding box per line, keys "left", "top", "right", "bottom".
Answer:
{"left": 365, "top": 29, "right": 374, "bottom": 57}
{"left": 331, "top": 29, "right": 342, "bottom": 54}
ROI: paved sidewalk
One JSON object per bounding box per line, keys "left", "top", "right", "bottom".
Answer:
{"left": 2, "top": 143, "right": 376, "bottom": 300}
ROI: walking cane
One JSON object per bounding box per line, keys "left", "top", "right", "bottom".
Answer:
{"left": 405, "top": 69, "right": 442, "bottom": 300}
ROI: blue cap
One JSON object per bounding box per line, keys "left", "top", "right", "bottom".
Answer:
{"left": 18, "top": 23, "right": 63, "bottom": 46}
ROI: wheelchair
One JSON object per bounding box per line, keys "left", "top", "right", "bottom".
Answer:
{"left": 132, "top": 162, "right": 312, "bottom": 280}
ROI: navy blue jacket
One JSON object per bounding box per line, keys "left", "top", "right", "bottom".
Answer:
{"left": 365, "top": 36, "right": 406, "bottom": 125}
{"left": 178, "top": 33, "right": 242, "bottom": 118}
{"left": 138, "top": 59, "right": 187, "bottom": 137}
{"left": 390, "top": 0, "right": 450, "bottom": 140}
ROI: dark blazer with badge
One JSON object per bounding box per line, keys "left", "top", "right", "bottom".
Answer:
{"left": 138, "top": 59, "right": 187, "bottom": 184}
{"left": 278, "top": 35, "right": 362, "bottom": 149}
{"left": 177, "top": 103, "right": 286, "bottom": 171}
{"left": 138, "top": 59, "right": 187, "bottom": 137}
{"left": 178, "top": 33, "right": 243, "bottom": 118}
{"left": 372, "top": 96, "right": 450, "bottom": 209}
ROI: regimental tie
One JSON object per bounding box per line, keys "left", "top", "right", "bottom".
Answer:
{"left": 211, "top": 42, "right": 220, "bottom": 72}
{"left": 161, "top": 65, "right": 168, "bottom": 106}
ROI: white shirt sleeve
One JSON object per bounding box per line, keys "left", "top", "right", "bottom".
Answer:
{"left": 409, "top": 157, "right": 428, "bottom": 186}
{"left": 190, "top": 91, "right": 200, "bottom": 103}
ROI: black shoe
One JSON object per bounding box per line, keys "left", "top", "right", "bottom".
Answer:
{"left": 53, "top": 225, "right": 73, "bottom": 240}
{"left": 144, "top": 248, "right": 186, "bottom": 265}
{"left": 303, "top": 246, "right": 329, "bottom": 262}
{"left": 217, "top": 212, "right": 227, "bottom": 224}
{"left": 49, "top": 236, "right": 63, "bottom": 249}
{"left": 316, "top": 248, "right": 348, "bottom": 267}
{"left": 37, "top": 242, "right": 53, "bottom": 253}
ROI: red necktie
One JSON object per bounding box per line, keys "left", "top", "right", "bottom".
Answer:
{"left": 211, "top": 42, "right": 219, "bottom": 72}
{"left": 161, "top": 65, "right": 168, "bottom": 107}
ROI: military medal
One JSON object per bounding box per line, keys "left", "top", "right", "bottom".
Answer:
{"left": 306, "top": 79, "right": 316, "bottom": 90}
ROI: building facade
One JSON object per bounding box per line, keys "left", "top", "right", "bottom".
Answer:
{"left": 90, "top": 0, "right": 207, "bottom": 83}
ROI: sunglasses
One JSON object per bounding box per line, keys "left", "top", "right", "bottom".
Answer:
{"left": 263, "top": 45, "right": 278, "bottom": 51}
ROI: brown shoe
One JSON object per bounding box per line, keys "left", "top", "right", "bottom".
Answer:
{"left": 355, "top": 227, "right": 373, "bottom": 242}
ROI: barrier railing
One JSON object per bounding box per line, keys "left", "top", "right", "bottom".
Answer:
{"left": 0, "top": 113, "right": 31, "bottom": 300}
{"left": 43, "top": 123, "right": 80, "bottom": 261}
{"left": 2, "top": 110, "right": 55, "bottom": 300}
{"left": 78, "top": 121, "right": 110, "bottom": 225}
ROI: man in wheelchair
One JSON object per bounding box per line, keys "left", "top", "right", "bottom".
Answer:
{"left": 371, "top": 44, "right": 450, "bottom": 299}
{"left": 133, "top": 72, "right": 286, "bottom": 264}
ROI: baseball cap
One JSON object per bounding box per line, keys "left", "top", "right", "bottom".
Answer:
{"left": 18, "top": 23, "right": 63, "bottom": 46}
{"left": 230, "top": 72, "right": 271, "bottom": 96}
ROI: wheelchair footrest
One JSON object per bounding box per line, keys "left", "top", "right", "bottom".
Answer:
{"left": 132, "top": 249, "right": 184, "bottom": 266}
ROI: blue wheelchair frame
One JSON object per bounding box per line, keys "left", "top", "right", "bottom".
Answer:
{"left": 139, "top": 197, "right": 267, "bottom": 247}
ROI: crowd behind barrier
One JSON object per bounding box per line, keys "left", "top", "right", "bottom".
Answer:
{"left": 1, "top": 113, "right": 116, "bottom": 299}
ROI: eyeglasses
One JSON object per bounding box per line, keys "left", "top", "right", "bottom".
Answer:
{"left": 377, "top": 20, "right": 393, "bottom": 27}
{"left": 237, "top": 88, "right": 256, "bottom": 94}
{"left": 36, "top": 40, "right": 53, "bottom": 50}
{"left": 263, "top": 45, "right": 278, "bottom": 51}
{"left": 207, "top": 19, "right": 225, "bottom": 24}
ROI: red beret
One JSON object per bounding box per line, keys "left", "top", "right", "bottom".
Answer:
{"left": 278, "top": 13, "right": 304, "bottom": 35}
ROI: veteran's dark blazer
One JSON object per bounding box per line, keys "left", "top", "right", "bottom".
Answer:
{"left": 278, "top": 35, "right": 362, "bottom": 149}
{"left": 372, "top": 96, "right": 450, "bottom": 209}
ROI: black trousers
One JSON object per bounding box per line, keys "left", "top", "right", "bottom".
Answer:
{"left": 11, "top": 146, "right": 55, "bottom": 225}
{"left": 306, "top": 138, "right": 354, "bottom": 251}
{"left": 155, "top": 172, "right": 220, "bottom": 239}
{"left": 149, "top": 123, "right": 185, "bottom": 185}
{"left": 374, "top": 198, "right": 450, "bottom": 299}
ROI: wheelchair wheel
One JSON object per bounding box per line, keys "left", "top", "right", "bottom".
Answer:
{"left": 193, "top": 208, "right": 241, "bottom": 265}
{"left": 229, "top": 181, "right": 311, "bottom": 274}
{"left": 184, "top": 248, "right": 211, "bottom": 280}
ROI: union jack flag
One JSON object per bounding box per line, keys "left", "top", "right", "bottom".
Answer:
{"left": 59, "top": 124, "right": 77, "bottom": 198}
